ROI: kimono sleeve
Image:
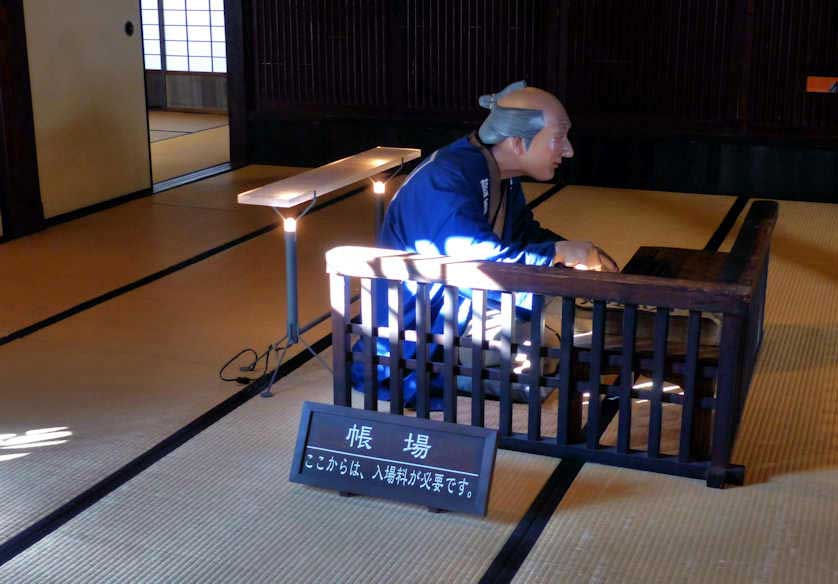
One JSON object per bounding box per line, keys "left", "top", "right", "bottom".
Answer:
{"left": 430, "top": 177, "right": 557, "bottom": 266}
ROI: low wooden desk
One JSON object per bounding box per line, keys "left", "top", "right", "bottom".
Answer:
{"left": 622, "top": 246, "right": 730, "bottom": 282}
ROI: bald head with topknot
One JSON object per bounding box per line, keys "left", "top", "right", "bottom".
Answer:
{"left": 488, "top": 86, "right": 574, "bottom": 181}
{"left": 496, "top": 87, "right": 570, "bottom": 135}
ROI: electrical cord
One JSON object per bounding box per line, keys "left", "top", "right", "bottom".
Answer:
{"left": 218, "top": 345, "right": 273, "bottom": 385}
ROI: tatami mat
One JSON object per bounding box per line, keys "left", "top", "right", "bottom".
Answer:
{"left": 150, "top": 130, "right": 189, "bottom": 143}
{"left": 513, "top": 199, "right": 838, "bottom": 582}
{"left": 536, "top": 186, "right": 735, "bottom": 267}
{"left": 0, "top": 168, "right": 546, "bottom": 337}
{"left": 0, "top": 187, "right": 379, "bottom": 544}
{"left": 513, "top": 465, "right": 838, "bottom": 583}
{"left": 731, "top": 200, "right": 838, "bottom": 482}
{"left": 0, "top": 354, "right": 559, "bottom": 583}
{"left": 0, "top": 165, "right": 299, "bottom": 335}
{"left": 521, "top": 181, "right": 555, "bottom": 205}
{"left": 148, "top": 111, "right": 228, "bottom": 134}
{"left": 6, "top": 175, "right": 831, "bottom": 582}
{"left": 151, "top": 125, "right": 230, "bottom": 183}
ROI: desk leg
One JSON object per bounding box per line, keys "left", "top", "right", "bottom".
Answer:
{"left": 690, "top": 376, "right": 714, "bottom": 460}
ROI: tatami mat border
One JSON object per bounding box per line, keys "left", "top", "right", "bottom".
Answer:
{"left": 704, "top": 195, "right": 749, "bottom": 252}
{"left": 480, "top": 459, "right": 585, "bottom": 583}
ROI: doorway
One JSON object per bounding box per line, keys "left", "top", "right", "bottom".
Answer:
{"left": 140, "top": 0, "right": 230, "bottom": 184}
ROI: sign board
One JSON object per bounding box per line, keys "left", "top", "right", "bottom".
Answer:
{"left": 289, "top": 402, "right": 498, "bottom": 516}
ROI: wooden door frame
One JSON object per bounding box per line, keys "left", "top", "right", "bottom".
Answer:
{"left": 224, "top": 0, "right": 248, "bottom": 167}
{"left": 0, "top": 0, "right": 44, "bottom": 239}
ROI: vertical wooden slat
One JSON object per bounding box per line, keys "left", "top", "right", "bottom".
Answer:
{"left": 708, "top": 313, "right": 745, "bottom": 487}
{"left": 678, "top": 311, "right": 702, "bottom": 462}
{"left": 471, "top": 289, "right": 486, "bottom": 427}
{"left": 415, "top": 283, "right": 430, "bottom": 419}
{"left": 527, "top": 294, "right": 545, "bottom": 441}
{"left": 648, "top": 307, "right": 670, "bottom": 457}
{"left": 586, "top": 300, "right": 606, "bottom": 449}
{"left": 556, "top": 0, "right": 569, "bottom": 100}
{"left": 499, "top": 292, "right": 514, "bottom": 436}
{"left": 330, "top": 274, "right": 352, "bottom": 406}
{"left": 388, "top": 281, "right": 404, "bottom": 415}
{"left": 442, "top": 285, "right": 458, "bottom": 423}
{"left": 617, "top": 304, "right": 637, "bottom": 453}
{"left": 361, "top": 277, "right": 378, "bottom": 411}
{"left": 740, "top": 254, "right": 770, "bottom": 415}
{"left": 388, "top": 0, "right": 406, "bottom": 110}
{"left": 756, "top": 253, "right": 769, "bottom": 350}
{"left": 557, "top": 296, "right": 576, "bottom": 445}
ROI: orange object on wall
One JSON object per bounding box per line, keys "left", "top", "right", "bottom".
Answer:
{"left": 806, "top": 76, "right": 838, "bottom": 93}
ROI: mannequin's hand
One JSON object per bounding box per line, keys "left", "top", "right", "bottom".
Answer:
{"left": 553, "top": 241, "right": 619, "bottom": 272}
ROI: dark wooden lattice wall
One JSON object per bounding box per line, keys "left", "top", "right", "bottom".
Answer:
{"left": 241, "top": 0, "right": 838, "bottom": 199}
{"left": 748, "top": 0, "right": 838, "bottom": 132}
{"left": 247, "top": 0, "right": 836, "bottom": 128}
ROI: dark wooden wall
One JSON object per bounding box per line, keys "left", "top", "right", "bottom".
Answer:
{"left": 748, "top": 0, "right": 838, "bottom": 133}
{"left": 241, "top": 0, "right": 838, "bottom": 201}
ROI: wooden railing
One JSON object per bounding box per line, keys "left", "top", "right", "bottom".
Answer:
{"left": 327, "top": 201, "right": 778, "bottom": 488}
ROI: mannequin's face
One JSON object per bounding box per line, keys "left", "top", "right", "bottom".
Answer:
{"left": 517, "top": 119, "right": 573, "bottom": 181}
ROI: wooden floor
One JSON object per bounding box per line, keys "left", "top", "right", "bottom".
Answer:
{"left": 0, "top": 173, "right": 836, "bottom": 582}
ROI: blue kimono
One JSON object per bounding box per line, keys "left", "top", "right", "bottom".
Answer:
{"left": 350, "top": 133, "right": 564, "bottom": 409}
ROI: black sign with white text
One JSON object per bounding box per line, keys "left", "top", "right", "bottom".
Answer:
{"left": 289, "top": 402, "right": 498, "bottom": 516}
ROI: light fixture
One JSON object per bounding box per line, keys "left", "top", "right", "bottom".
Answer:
{"left": 373, "top": 180, "right": 386, "bottom": 194}
{"left": 236, "top": 146, "right": 421, "bottom": 397}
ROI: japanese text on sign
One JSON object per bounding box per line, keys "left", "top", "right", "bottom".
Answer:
{"left": 290, "top": 402, "right": 497, "bottom": 516}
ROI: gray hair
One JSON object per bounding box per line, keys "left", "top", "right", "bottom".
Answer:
{"left": 477, "top": 80, "right": 545, "bottom": 149}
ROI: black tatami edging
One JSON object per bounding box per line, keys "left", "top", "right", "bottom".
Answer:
{"left": 526, "top": 182, "right": 565, "bottom": 210}
{"left": 0, "top": 332, "right": 333, "bottom": 567}
{"left": 704, "top": 196, "right": 750, "bottom": 252}
{"left": 480, "top": 459, "right": 585, "bottom": 584}
{"left": 0, "top": 183, "right": 368, "bottom": 348}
